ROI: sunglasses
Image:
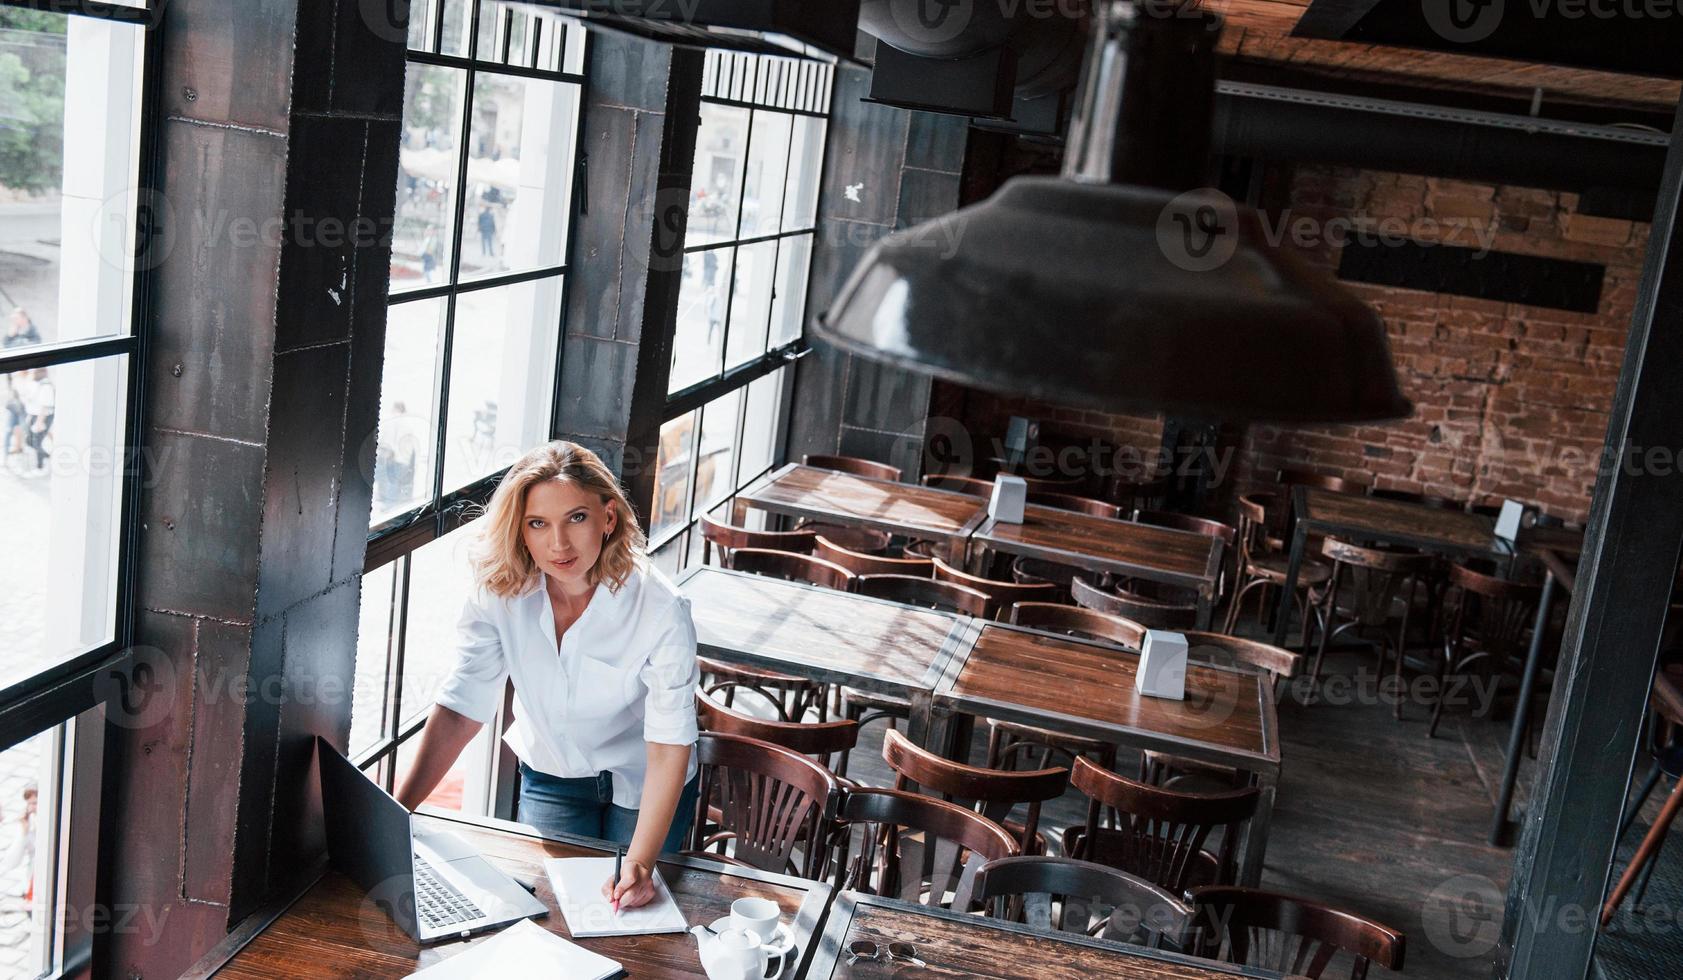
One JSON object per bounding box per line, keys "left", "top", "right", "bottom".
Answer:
{"left": 845, "top": 940, "right": 925, "bottom": 967}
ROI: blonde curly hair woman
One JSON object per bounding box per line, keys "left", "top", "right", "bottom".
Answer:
{"left": 396, "top": 441, "right": 699, "bottom": 911}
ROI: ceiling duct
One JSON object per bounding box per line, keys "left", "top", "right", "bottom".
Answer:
{"left": 815, "top": 1, "right": 1413, "bottom": 423}
{"left": 514, "top": 1, "right": 865, "bottom": 61}
{"left": 858, "top": 0, "right": 1089, "bottom": 119}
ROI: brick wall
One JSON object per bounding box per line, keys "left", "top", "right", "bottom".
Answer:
{"left": 952, "top": 165, "right": 1648, "bottom": 524}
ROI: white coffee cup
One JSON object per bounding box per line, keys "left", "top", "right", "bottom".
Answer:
{"left": 730, "top": 896, "right": 781, "bottom": 941}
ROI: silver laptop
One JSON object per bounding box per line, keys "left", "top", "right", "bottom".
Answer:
{"left": 317, "top": 737, "right": 547, "bottom": 942}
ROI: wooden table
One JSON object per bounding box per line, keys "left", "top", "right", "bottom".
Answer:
{"left": 192, "top": 811, "right": 831, "bottom": 979}
{"left": 971, "top": 504, "right": 1226, "bottom": 628}
{"left": 1270, "top": 487, "right": 1585, "bottom": 647}
{"left": 925, "top": 623, "right": 1281, "bottom": 887}
{"left": 806, "top": 891, "right": 1277, "bottom": 978}
{"left": 737, "top": 463, "right": 989, "bottom": 563}
{"left": 680, "top": 565, "right": 979, "bottom": 746}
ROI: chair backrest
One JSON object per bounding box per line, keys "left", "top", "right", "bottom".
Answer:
{"left": 1070, "top": 576, "right": 1198, "bottom": 631}
{"left": 1068, "top": 756, "right": 1259, "bottom": 893}
{"left": 814, "top": 536, "right": 933, "bottom": 578}
{"left": 1189, "top": 886, "right": 1405, "bottom": 979}
{"left": 856, "top": 574, "right": 991, "bottom": 617}
{"left": 921, "top": 474, "right": 995, "bottom": 498}
{"left": 1180, "top": 631, "right": 1302, "bottom": 681}
{"left": 932, "top": 557, "right": 1057, "bottom": 619}
{"left": 1318, "top": 538, "right": 1438, "bottom": 627}
{"left": 699, "top": 514, "right": 817, "bottom": 568}
{"left": 1027, "top": 491, "right": 1123, "bottom": 519}
{"left": 976, "top": 855, "right": 1192, "bottom": 949}
{"left": 696, "top": 656, "right": 821, "bottom": 723}
{"left": 690, "top": 732, "right": 842, "bottom": 880}
{"left": 882, "top": 729, "right": 1067, "bottom": 854}
{"left": 730, "top": 548, "right": 856, "bottom": 592}
{"left": 803, "top": 453, "right": 901, "bottom": 482}
{"left": 1102, "top": 473, "right": 1172, "bottom": 515}
{"left": 1446, "top": 562, "right": 1542, "bottom": 664}
{"left": 1276, "top": 468, "right": 1367, "bottom": 495}
{"left": 696, "top": 690, "right": 859, "bottom": 773}
{"left": 1136, "top": 509, "right": 1238, "bottom": 550}
{"left": 1009, "top": 602, "right": 1146, "bottom": 649}
{"left": 1233, "top": 492, "right": 1281, "bottom": 567}
{"left": 1008, "top": 556, "right": 1079, "bottom": 597}
{"left": 837, "top": 787, "right": 1020, "bottom": 910}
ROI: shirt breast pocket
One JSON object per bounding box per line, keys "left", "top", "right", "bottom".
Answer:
{"left": 570, "top": 655, "right": 635, "bottom": 718}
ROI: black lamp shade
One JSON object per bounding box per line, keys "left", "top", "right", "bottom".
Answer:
{"left": 815, "top": 176, "right": 1413, "bottom": 423}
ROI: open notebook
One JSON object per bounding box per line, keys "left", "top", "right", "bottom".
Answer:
{"left": 403, "top": 919, "right": 620, "bottom": 980}
{"left": 545, "top": 856, "right": 689, "bottom": 938}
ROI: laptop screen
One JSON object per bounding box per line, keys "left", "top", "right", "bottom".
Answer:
{"left": 316, "top": 736, "right": 420, "bottom": 937}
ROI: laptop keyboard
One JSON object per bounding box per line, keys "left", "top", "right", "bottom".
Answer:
{"left": 414, "top": 854, "right": 487, "bottom": 930}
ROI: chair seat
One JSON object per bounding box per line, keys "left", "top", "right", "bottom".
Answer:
{"left": 794, "top": 522, "right": 891, "bottom": 554}
{"left": 1244, "top": 556, "right": 1331, "bottom": 587}
{"left": 1141, "top": 749, "right": 1252, "bottom": 792}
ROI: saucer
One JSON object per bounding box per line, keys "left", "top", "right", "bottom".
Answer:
{"left": 708, "top": 916, "right": 796, "bottom": 957}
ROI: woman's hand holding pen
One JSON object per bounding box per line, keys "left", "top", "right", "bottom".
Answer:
{"left": 602, "top": 855, "right": 657, "bottom": 910}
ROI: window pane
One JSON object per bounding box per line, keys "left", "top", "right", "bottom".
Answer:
{"left": 391, "top": 64, "right": 466, "bottom": 293}
{"left": 399, "top": 531, "right": 478, "bottom": 728}
{"left": 440, "top": 0, "right": 471, "bottom": 57}
{"left": 768, "top": 234, "right": 811, "bottom": 350}
{"left": 351, "top": 560, "right": 399, "bottom": 756}
{"left": 394, "top": 728, "right": 480, "bottom": 814}
{"left": 692, "top": 388, "right": 742, "bottom": 516}
{"left": 686, "top": 104, "right": 748, "bottom": 247}
{"left": 460, "top": 74, "right": 580, "bottom": 282}
{"left": 738, "top": 111, "right": 790, "bottom": 239}
{"left": 738, "top": 368, "right": 784, "bottom": 487}
{"left": 783, "top": 115, "right": 826, "bottom": 232}
{"left": 372, "top": 298, "right": 446, "bottom": 525}
{"left": 0, "top": 13, "right": 145, "bottom": 354}
{"left": 0, "top": 726, "right": 65, "bottom": 977}
{"left": 406, "top": 0, "right": 435, "bottom": 51}
{"left": 0, "top": 356, "right": 125, "bottom": 693}
{"left": 649, "top": 534, "right": 682, "bottom": 577}
{"left": 650, "top": 412, "right": 696, "bottom": 541}
{"left": 724, "top": 240, "right": 776, "bottom": 369}
{"left": 441, "top": 277, "right": 563, "bottom": 494}
{"left": 668, "top": 248, "right": 731, "bottom": 394}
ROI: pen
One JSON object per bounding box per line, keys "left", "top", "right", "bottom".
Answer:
{"left": 611, "top": 845, "right": 622, "bottom": 914}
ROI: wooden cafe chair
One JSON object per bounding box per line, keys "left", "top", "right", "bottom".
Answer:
{"left": 932, "top": 557, "right": 1057, "bottom": 620}
{"left": 803, "top": 453, "right": 902, "bottom": 482}
{"left": 814, "top": 535, "right": 933, "bottom": 578}
{"left": 921, "top": 474, "right": 994, "bottom": 498}
{"left": 1603, "top": 666, "right": 1683, "bottom": 927}
{"left": 1070, "top": 575, "right": 1199, "bottom": 632}
{"left": 976, "top": 855, "right": 1192, "bottom": 950}
{"left": 1427, "top": 561, "right": 1542, "bottom": 739}
{"left": 1307, "top": 538, "right": 1438, "bottom": 715}
{"left": 1224, "top": 493, "right": 1332, "bottom": 637}
{"left": 882, "top": 728, "right": 1068, "bottom": 856}
{"left": 1189, "top": 886, "right": 1406, "bottom": 978}
{"left": 696, "top": 689, "right": 860, "bottom": 778}
{"left": 1025, "top": 491, "right": 1124, "bottom": 519}
{"left": 1063, "top": 756, "right": 1259, "bottom": 895}
{"left": 1135, "top": 509, "right": 1238, "bottom": 603}
{"left": 729, "top": 548, "right": 856, "bottom": 592}
{"left": 835, "top": 787, "right": 1019, "bottom": 911}
{"left": 686, "top": 732, "right": 842, "bottom": 881}
{"left": 699, "top": 514, "right": 816, "bottom": 568}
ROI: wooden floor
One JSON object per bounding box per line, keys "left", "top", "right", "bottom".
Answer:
{"left": 842, "top": 643, "right": 1534, "bottom": 979}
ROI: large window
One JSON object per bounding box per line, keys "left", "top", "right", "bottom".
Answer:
{"left": 650, "top": 50, "right": 831, "bottom": 572}
{"left": 355, "top": 0, "right": 585, "bottom": 806}
{"left": 0, "top": 0, "right": 154, "bottom": 974}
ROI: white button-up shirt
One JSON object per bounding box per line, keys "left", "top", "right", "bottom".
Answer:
{"left": 435, "top": 559, "right": 700, "bottom": 809}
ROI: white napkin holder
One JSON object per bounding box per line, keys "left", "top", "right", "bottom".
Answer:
{"left": 1136, "top": 630, "right": 1188, "bottom": 701}
{"left": 1494, "top": 499, "right": 1527, "bottom": 544}
{"left": 988, "top": 474, "right": 1027, "bottom": 524}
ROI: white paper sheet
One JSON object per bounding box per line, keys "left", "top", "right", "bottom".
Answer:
{"left": 544, "top": 856, "right": 689, "bottom": 937}
{"left": 403, "top": 919, "right": 620, "bottom": 980}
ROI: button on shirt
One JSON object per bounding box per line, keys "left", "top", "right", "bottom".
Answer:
{"left": 435, "top": 560, "right": 700, "bottom": 809}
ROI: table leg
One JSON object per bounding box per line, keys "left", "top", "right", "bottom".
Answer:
{"left": 1238, "top": 771, "right": 1278, "bottom": 887}
{"left": 906, "top": 691, "right": 942, "bottom": 750}
{"left": 1270, "top": 526, "right": 1308, "bottom": 648}
{"left": 1489, "top": 570, "right": 1558, "bottom": 846}
{"left": 1195, "top": 590, "right": 1214, "bottom": 631}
